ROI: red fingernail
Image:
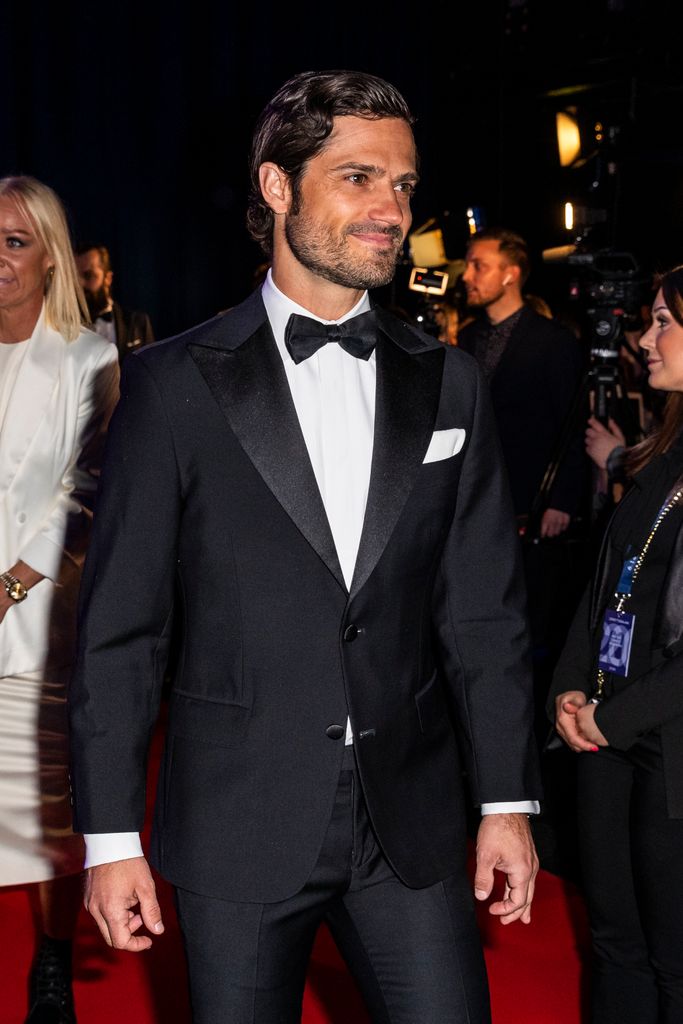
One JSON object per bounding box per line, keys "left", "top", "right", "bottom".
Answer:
{"left": 590, "top": 745, "right": 599, "bottom": 752}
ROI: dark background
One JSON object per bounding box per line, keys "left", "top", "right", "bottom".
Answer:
{"left": 2, "top": 0, "right": 681, "bottom": 339}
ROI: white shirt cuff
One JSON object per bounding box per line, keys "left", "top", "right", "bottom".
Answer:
{"left": 84, "top": 832, "right": 144, "bottom": 868}
{"left": 480, "top": 801, "right": 540, "bottom": 815}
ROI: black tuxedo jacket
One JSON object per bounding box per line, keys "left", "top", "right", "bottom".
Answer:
{"left": 70, "top": 288, "right": 541, "bottom": 903}
{"left": 112, "top": 300, "right": 155, "bottom": 363}
{"left": 548, "top": 445, "right": 683, "bottom": 816}
{"left": 458, "top": 307, "right": 586, "bottom": 520}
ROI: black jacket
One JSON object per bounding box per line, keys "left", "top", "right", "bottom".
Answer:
{"left": 70, "top": 288, "right": 541, "bottom": 901}
{"left": 458, "top": 306, "right": 586, "bottom": 521}
{"left": 112, "top": 300, "right": 155, "bottom": 363}
{"left": 548, "top": 445, "right": 683, "bottom": 816}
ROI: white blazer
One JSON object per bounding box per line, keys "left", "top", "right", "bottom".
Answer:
{"left": 0, "top": 308, "right": 119, "bottom": 677}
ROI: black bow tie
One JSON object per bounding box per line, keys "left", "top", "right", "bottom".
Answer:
{"left": 96, "top": 309, "right": 113, "bottom": 323}
{"left": 284, "top": 310, "right": 377, "bottom": 365}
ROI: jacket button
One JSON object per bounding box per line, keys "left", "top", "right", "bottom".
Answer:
{"left": 343, "top": 624, "right": 359, "bottom": 642}
{"left": 326, "top": 724, "right": 345, "bottom": 740}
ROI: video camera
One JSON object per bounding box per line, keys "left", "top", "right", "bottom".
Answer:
{"left": 566, "top": 248, "right": 651, "bottom": 342}
{"left": 544, "top": 243, "right": 652, "bottom": 430}
{"left": 544, "top": 244, "right": 651, "bottom": 355}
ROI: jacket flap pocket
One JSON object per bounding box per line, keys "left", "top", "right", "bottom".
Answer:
{"left": 168, "top": 692, "right": 251, "bottom": 746}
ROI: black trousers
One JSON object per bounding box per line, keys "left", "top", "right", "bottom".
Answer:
{"left": 174, "top": 747, "right": 490, "bottom": 1023}
{"left": 577, "top": 734, "right": 683, "bottom": 1024}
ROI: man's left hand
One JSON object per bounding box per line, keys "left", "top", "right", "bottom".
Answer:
{"left": 540, "top": 508, "right": 570, "bottom": 538}
{"left": 474, "top": 813, "right": 539, "bottom": 925}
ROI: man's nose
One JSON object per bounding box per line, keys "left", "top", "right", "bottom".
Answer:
{"left": 368, "top": 185, "right": 405, "bottom": 225}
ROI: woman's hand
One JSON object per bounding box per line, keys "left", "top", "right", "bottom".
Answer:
{"left": 585, "top": 416, "right": 626, "bottom": 470}
{"left": 0, "top": 561, "right": 43, "bottom": 625}
{"left": 575, "top": 702, "right": 609, "bottom": 747}
{"left": 554, "top": 690, "right": 608, "bottom": 752}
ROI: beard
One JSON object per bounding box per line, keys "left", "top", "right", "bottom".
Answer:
{"left": 84, "top": 285, "right": 110, "bottom": 320}
{"left": 285, "top": 211, "right": 403, "bottom": 290}
{"left": 465, "top": 286, "right": 505, "bottom": 310}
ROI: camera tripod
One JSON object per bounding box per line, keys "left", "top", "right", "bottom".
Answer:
{"left": 529, "top": 326, "right": 644, "bottom": 537}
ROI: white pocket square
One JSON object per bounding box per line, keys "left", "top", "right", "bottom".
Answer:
{"left": 422, "top": 428, "right": 466, "bottom": 464}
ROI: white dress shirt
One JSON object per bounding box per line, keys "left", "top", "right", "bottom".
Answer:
{"left": 84, "top": 273, "right": 537, "bottom": 868}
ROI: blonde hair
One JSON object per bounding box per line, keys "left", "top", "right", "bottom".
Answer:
{"left": 0, "top": 175, "right": 88, "bottom": 341}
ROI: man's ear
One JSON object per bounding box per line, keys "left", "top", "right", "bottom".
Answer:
{"left": 502, "top": 264, "right": 520, "bottom": 287}
{"left": 259, "top": 162, "right": 292, "bottom": 215}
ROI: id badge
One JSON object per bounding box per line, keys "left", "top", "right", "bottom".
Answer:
{"left": 598, "top": 609, "right": 635, "bottom": 678}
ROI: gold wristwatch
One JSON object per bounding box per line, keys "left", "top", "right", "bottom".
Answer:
{"left": 0, "top": 572, "right": 28, "bottom": 603}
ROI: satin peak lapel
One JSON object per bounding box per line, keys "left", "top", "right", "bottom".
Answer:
{"left": 350, "top": 335, "right": 445, "bottom": 597}
{"left": 188, "top": 323, "right": 346, "bottom": 592}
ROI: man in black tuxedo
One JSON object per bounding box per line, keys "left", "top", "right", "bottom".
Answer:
{"left": 75, "top": 243, "right": 154, "bottom": 363}
{"left": 69, "top": 72, "right": 541, "bottom": 1023}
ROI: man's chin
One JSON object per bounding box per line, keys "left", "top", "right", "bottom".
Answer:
{"left": 357, "top": 253, "right": 401, "bottom": 290}
{"left": 319, "top": 260, "right": 397, "bottom": 291}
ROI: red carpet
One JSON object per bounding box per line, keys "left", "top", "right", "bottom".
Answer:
{"left": 0, "top": 866, "right": 590, "bottom": 1023}
{"left": 0, "top": 712, "right": 591, "bottom": 1022}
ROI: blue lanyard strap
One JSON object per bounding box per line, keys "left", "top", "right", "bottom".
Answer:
{"left": 613, "top": 489, "right": 683, "bottom": 602}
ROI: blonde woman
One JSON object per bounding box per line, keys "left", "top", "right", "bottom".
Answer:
{"left": 0, "top": 176, "right": 119, "bottom": 1023}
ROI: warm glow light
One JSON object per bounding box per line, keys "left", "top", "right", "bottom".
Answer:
{"left": 556, "top": 110, "right": 582, "bottom": 167}
{"left": 564, "top": 202, "right": 574, "bottom": 231}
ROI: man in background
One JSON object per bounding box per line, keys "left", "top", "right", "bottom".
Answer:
{"left": 75, "top": 243, "right": 154, "bottom": 362}
{"left": 458, "top": 227, "right": 586, "bottom": 540}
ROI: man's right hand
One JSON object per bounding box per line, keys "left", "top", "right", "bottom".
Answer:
{"left": 84, "top": 856, "right": 165, "bottom": 951}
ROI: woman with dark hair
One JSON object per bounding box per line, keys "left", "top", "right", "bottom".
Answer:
{"left": 549, "top": 264, "right": 683, "bottom": 1023}
{"left": 0, "top": 176, "right": 119, "bottom": 1022}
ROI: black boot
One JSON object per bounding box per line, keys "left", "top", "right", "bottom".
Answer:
{"left": 25, "top": 935, "right": 77, "bottom": 1024}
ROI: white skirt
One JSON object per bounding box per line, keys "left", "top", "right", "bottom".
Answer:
{"left": 0, "top": 670, "right": 83, "bottom": 886}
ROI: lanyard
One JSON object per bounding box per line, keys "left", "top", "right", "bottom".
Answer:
{"left": 592, "top": 487, "right": 683, "bottom": 701}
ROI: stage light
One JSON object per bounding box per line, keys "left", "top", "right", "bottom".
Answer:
{"left": 466, "top": 206, "right": 485, "bottom": 235}
{"left": 564, "top": 202, "right": 574, "bottom": 231}
{"left": 556, "top": 110, "right": 582, "bottom": 167}
{"left": 408, "top": 218, "right": 447, "bottom": 268}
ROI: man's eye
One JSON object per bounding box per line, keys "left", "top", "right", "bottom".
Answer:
{"left": 348, "top": 173, "right": 368, "bottom": 185}
{"left": 395, "top": 182, "right": 415, "bottom": 195}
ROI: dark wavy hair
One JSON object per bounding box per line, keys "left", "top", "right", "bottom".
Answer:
{"left": 247, "top": 70, "right": 415, "bottom": 256}
{"left": 627, "top": 265, "right": 683, "bottom": 476}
